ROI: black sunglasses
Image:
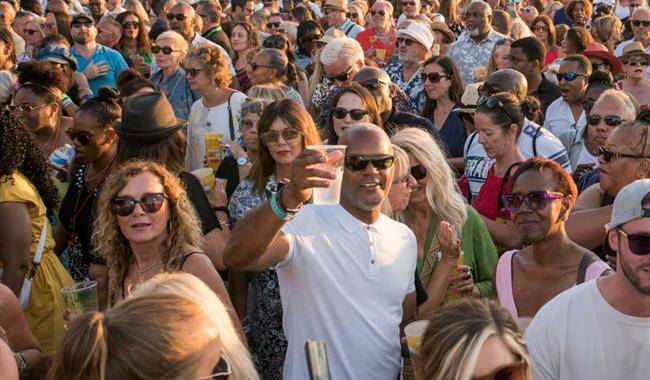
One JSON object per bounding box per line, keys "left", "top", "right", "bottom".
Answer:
{"left": 344, "top": 155, "right": 395, "bottom": 171}
{"left": 502, "top": 191, "right": 565, "bottom": 212}
{"left": 477, "top": 95, "right": 518, "bottom": 124}
{"left": 65, "top": 128, "right": 94, "bottom": 145}
{"left": 370, "top": 9, "right": 386, "bottom": 16}
{"left": 632, "top": 20, "right": 650, "bottom": 27}
{"left": 325, "top": 65, "right": 354, "bottom": 82}
{"left": 71, "top": 21, "right": 93, "bottom": 28}
{"left": 617, "top": 228, "right": 650, "bottom": 256}
{"left": 396, "top": 37, "right": 415, "bottom": 47}
{"left": 360, "top": 79, "right": 389, "bottom": 92}
{"left": 263, "top": 35, "right": 287, "bottom": 49}
{"left": 185, "top": 67, "right": 203, "bottom": 77}
{"left": 266, "top": 21, "right": 282, "bottom": 29}
{"left": 596, "top": 146, "right": 646, "bottom": 162}
{"left": 261, "top": 128, "right": 301, "bottom": 144}
{"left": 166, "top": 13, "right": 187, "bottom": 21}
{"left": 332, "top": 107, "right": 368, "bottom": 121}
{"left": 122, "top": 21, "right": 140, "bottom": 28}
{"left": 410, "top": 164, "right": 427, "bottom": 180}
{"left": 421, "top": 72, "right": 450, "bottom": 83}
{"left": 111, "top": 193, "right": 166, "bottom": 217}
{"left": 301, "top": 33, "right": 322, "bottom": 43}
{"left": 347, "top": 12, "right": 359, "bottom": 18}
{"left": 556, "top": 72, "right": 586, "bottom": 82}
{"left": 472, "top": 361, "right": 526, "bottom": 380}
{"left": 151, "top": 45, "right": 180, "bottom": 54}
{"left": 623, "top": 58, "right": 649, "bottom": 66}
{"left": 587, "top": 114, "right": 625, "bottom": 127}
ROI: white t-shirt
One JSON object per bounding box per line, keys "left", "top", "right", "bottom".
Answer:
{"left": 525, "top": 280, "right": 650, "bottom": 380}
{"left": 544, "top": 97, "right": 587, "bottom": 138}
{"left": 186, "top": 91, "right": 247, "bottom": 170}
{"left": 278, "top": 204, "right": 417, "bottom": 380}
{"left": 464, "top": 119, "right": 571, "bottom": 199}
{"left": 576, "top": 143, "right": 599, "bottom": 168}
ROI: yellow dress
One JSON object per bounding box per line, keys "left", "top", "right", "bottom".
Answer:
{"left": 0, "top": 172, "right": 74, "bottom": 357}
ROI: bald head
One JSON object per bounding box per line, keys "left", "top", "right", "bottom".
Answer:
{"left": 353, "top": 67, "right": 391, "bottom": 84}
{"left": 484, "top": 69, "right": 528, "bottom": 100}
{"left": 340, "top": 123, "right": 392, "bottom": 150}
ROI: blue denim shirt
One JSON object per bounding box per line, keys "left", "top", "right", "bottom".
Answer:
{"left": 150, "top": 67, "right": 200, "bottom": 121}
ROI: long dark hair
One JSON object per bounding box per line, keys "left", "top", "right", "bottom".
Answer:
{"left": 327, "top": 83, "right": 382, "bottom": 144}
{"left": 421, "top": 56, "right": 465, "bottom": 119}
{"left": 116, "top": 11, "right": 151, "bottom": 55}
{"left": 0, "top": 108, "right": 58, "bottom": 217}
{"left": 116, "top": 130, "right": 187, "bottom": 173}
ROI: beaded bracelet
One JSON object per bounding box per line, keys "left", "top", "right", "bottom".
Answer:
{"left": 271, "top": 191, "right": 291, "bottom": 221}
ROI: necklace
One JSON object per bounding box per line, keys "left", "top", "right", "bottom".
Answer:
{"left": 85, "top": 155, "right": 116, "bottom": 183}
{"left": 134, "top": 260, "right": 160, "bottom": 274}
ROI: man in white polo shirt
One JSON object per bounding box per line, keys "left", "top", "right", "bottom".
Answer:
{"left": 224, "top": 124, "right": 417, "bottom": 380}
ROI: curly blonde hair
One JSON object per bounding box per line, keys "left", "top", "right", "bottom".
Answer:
{"left": 185, "top": 45, "right": 232, "bottom": 89}
{"left": 92, "top": 160, "right": 203, "bottom": 304}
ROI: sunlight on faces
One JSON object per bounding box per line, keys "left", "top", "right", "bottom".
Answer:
{"left": 587, "top": 96, "right": 635, "bottom": 148}
{"left": 70, "top": 110, "right": 113, "bottom": 164}
{"left": 598, "top": 128, "right": 646, "bottom": 196}
{"left": 631, "top": 9, "right": 650, "bottom": 42}
{"left": 423, "top": 62, "right": 452, "bottom": 100}
{"left": 184, "top": 57, "right": 212, "bottom": 91}
{"left": 154, "top": 36, "right": 185, "bottom": 71}
{"left": 326, "top": 8, "right": 346, "bottom": 26}
{"left": 406, "top": 153, "right": 427, "bottom": 206}
{"left": 340, "top": 127, "right": 394, "bottom": 211}
{"left": 371, "top": 3, "right": 391, "bottom": 29}
{"left": 122, "top": 14, "right": 140, "bottom": 39}
{"left": 324, "top": 59, "right": 358, "bottom": 87}
{"left": 558, "top": 60, "right": 588, "bottom": 103}
{"left": 474, "top": 112, "right": 518, "bottom": 160}
{"left": 241, "top": 112, "right": 260, "bottom": 152}
{"left": 116, "top": 171, "right": 170, "bottom": 245}
{"left": 397, "top": 37, "right": 428, "bottom": 64}
{"left": 473, "top": 335, "right": 522, "bottom": 379}
{"left": 265, "top": 118, "right": 303, "bottom": 166}
{"left": 230, "top": 24, "right": 250, "bottom": 52}
{"left": 12, "top": 88, "right": 55, "bottom": 132}
{"left": 388, "top": 170, "right": 415, "bottom": 212}
{"left": 332, "top": 92, "right": 372, "bottom": 137}
{"left": 464, "top": 2, "right": 491, "bottom": 37}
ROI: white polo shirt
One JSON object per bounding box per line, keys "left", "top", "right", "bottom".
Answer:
{"left": 544, "top": 97, "right": 587, "bottom": 138}
{"left": 278, "top": 204, "right": 417, "bottom": 380}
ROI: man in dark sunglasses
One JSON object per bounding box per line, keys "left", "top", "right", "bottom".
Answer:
{"left": 527, "top": 179, "right": 650, "bottom": 380}
{"left": 544, "top": 55, "right": 592, "bottom": 138}
{"left": 321, "top": 0, "right": 363, "bottom": 39}
{"left": 320, "top": 37, "right": 365, "bottom": 89}
{"left": 614, "top": 7, "right": 650, "bottom": 57}
{"left": 224, "top": 125, "right": 417, "bottom": 380}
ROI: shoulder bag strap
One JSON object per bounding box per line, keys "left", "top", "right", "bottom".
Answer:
{"left": 344, "top": 23, "right": 355, "bottom": 36}
{"left": 576, "top": 250, "right": 600, "bottom": 284}
{"left": 533, "top": 125, "right": 542, "bottom": 157}
{"left": 227, "top": 91, "right": 235, "bottom": 141}
{"left": 27, "top": 218, "right": 48, "bottom": 279}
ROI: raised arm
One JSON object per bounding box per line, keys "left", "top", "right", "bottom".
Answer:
{"left": 223, "top": 149, "right": 338, "bottom": 271}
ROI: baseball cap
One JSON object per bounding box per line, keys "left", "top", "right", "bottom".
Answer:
{"left": 35, "top": 46, "right": 78, "bottom": 71}
{"left": 605, "top": 179, "right": 650, "bottom": 232}
{"left": 71, "top": 14, "right": 95, "bottom": 25}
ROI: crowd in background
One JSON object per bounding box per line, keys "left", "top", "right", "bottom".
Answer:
{"left": 0, "top": 0, "right": 648, "bottom": 378}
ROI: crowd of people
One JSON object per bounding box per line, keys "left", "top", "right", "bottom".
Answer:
{"left": 0, "top": 0, "right": 648, "bottom": 378}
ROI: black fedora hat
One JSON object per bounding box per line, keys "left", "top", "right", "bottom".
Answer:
{"left": 114, "top": 92, "right": 186, "bottom": 142}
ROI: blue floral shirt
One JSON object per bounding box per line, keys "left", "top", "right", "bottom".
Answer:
{"left": 384, "top": 62, "right": 425, "bottom": 114}
{"left": 446, "top": 29, "right": 507, "bottom": 85}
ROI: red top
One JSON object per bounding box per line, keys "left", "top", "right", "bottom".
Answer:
{"left": 472, "top": 164, "right": 511, "bottom": 222}
{"left": 545, "top": 46, "right": 559, "bottom": 66}
{"left": 355, "top": 27, "right": 396, "bottom": 66}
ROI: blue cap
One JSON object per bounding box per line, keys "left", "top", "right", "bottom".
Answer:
{"left": 35, "top": 46, "right": 78, "bottom": 71}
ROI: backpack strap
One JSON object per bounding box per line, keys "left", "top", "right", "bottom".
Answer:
{"left": 576, "top": 250, "right": 601, "bottom": 284}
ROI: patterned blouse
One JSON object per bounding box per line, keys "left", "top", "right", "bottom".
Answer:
{"left": 384, "top": 61, "right": 426, "bottom": 114}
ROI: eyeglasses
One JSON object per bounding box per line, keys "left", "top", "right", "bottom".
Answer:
{"left": 261, "top": 128, "right": 301, "bottom": 145}
{"left": 266, "top": 21, "right": 281, "bottom": 29}
{"left": 332, "top": 107, "right": 369, "bottom": 121}
{"left": 324, "top": 65, "right": 354, "bottom": 82}
{"left": 477, "top": 95, "right": 518, "bottom": 124}
{"left": 111, "top": 193, "right": 166, "bottom": 217}
{"left": 151, "top": 45, "right": 181, "bottom": 54}
{"left": 263, "top": 35, "right": 287, "bottom": 49}
{"left": 402, "top": 1, "right": 416, "bottom": 6}
{"left": 396, "top": 37, "right": 416, "bottom": 46}
{"left": 71, "top": 21, "right": 94, "bottom": 28}
{"left": 344, "top": 155, "right": 395, "bottom": 171}
{"left": 347, "top": 12, "right": 359, "bottom": 18}
{"left": 122, "top": 21, "right": 140, "bottom": 28}
{"left": 241, "top": 119, "right": 257, "bottom": 131}
{"left": 197, "top": 357, "right": 232, "bottom": 379}
{"left": 623, "top": 58, "right": 649, "bottom": 66}
{"left": 166, "top": 13, "right": 188, "bottom": 21}
{"left": 596, "top": 146, "right": 647, "bottom": 162}
{"left": 24, "top": 28, "right": 38, "bottom": 36}
{"left": 556, "top": 72, "right": 586, "bottom": 82}
{"left": 617, "top": 229, "right": 650, "bottom": 256}
{"left": 587, "top": 114, "right": 625, "bottom": 127}
{"left": 421, "top": 72, "right": 450, "bottom": 83}
{"left": 502, "top": 191, "right": 565, "bottom": 212}
{"left": 410, "top": 164, "right": 427, "bottom": 180}
{"left": 6, "top": 103, "right": 47, "bottom": 112}
{"left": 301, "top": 34, "right": 322, "bottom": 43}
{"left": 532, "top": 26, "right": 549, "bottom": 32}
{"left": 370, "top": 9, "right": 386, "bottom": 16}
{"left": 250, "top": 62, "right": 275, "bottom": 71}
{"left": 631, "top": 20, "right": 650, "bottom": 27}
{"left": 185, "top": 67, "right": 204, "bottom": 77}
{"left": 65, "top": 128, "right": 94, "bottom": 145}
{"left": 472, "top": 361, "right": 527, "bottom": 380}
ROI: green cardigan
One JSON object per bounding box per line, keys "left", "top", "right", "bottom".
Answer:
{"left": 420, "top": 204, "right": 498, "bottom": 298}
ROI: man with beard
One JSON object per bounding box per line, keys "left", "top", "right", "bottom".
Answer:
{"left": 224, "top": 124, "right": 417, "bottom": 380}
{"left": 384, "top": 21, "right": 433, "bottom": 113}
{"left": 526, "top": 178, "right": 650, "bottom": 380}
{"left": 446, "top": 1, "right": 506, "bottom": 84}
{"left": 69, "top": 14, "right": 128, "bottom": 95}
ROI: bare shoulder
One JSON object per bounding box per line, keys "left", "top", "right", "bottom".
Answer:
{"left": 180, "top": 245, "right": 218, "bottom": 274}
{"left": 0, "top": 284, "right": 17, "bottom": 306}
{"left": 573, "top": 183, "right": 604, "bottom": 212}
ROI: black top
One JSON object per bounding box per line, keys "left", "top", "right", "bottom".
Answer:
{"left": 385, "top": 109, "right": 441, "bottom": 142}
{"left": 202, "top": 26, "right": 233, "bottom": 57}
{"left": 531, "top": 75, "right": 561, "bottom": 116}
{"left": 149, "top": 18, "right": 170, "bottom": 41}
{"left": 178, "top": 171, "right": 221, "bottom": 234}
{"left": 214, "top": 155, "right": 240, "bottom": 199}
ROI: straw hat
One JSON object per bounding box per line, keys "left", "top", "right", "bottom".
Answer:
{"left": 453, "top": 82, "right": 483, "bottom": 114}
{"left": 322, "top": 0, "right": 347, "bottom": 12}
{"left": 430, "top": 21, "right": 455, "bottom": 43}
{"left": 619, "top": 42, "right": 650, "bottom": 61}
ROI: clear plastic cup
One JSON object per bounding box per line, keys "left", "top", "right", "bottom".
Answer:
{"left": 61, "top": 280, "right": 99, "bottom": 318}
{"left": 405, "top": 320, "right": 429, "bottom": 380}
{"left": 191, "top": 167, "right": 216, "bottom": 192}
{"left": 307, "top": 145, "right": 347, "bottom": 205}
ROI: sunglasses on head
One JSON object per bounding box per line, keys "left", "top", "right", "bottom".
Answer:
{"left": 151, "top": 45, "right": 179, "bottom": 54}
{"left": 166, "top": 13, "right": 187, "bottom": 21}
{"left": 344, "top": 155, "right": 394, "bottom": 171}
{"left": 477, "top": 95, "right": 517, "bottom": 124}
{"left": 631, "top": 20, "right": 650, "bottom": 27}
{"left": 250, "top": 62, "right": 275, "bottom": 71}
{"left": 65, "top": 128, "right": 94, "bottom": 145}
{"left": 623, "top": 57, "right": 649, "bottom": 66}
{"left": 360, "top": 79, "right": 389, "bottom": 92}
{"left": 556, "top": 72, "right": 586, "bottom": 82}
{"left": 325, "top": 66, "right": 354, "bottom": 82}
{"left": 332, "top": 107, "right": 368, "bottom": 121}
{"left": 261, "top": 128, "right": 300, "bottom": 145}
{"left": 502, "top": 191, "right": 565, "bottom": 212}
{"left": 111, "top": 193, "right": 166, "bottom": 217}
{"left": 595, "top": 146, "right": 645, "bottom": 162}
{"left": 266, "top": 21, "right": 281, "bottom": 29}
{"left": 263, "top": 36, "right": 287, "bottom": 49}
{"left": 617, "top": 228, "right": 650, "bottom": 256}
{"left": 410, "top": 164, "right": 427, "bottom": 180}
{"left": 370, "top": 9, "right": 386, "bottom": 16}
{"left": 185, "top": 67, "right": 203, "bottom": 77}
{"left": 396, "top": 37, "right": 415, "bottom": 46}
{"left": 421, "top": 72, "right": 450, "bottom": 83}
{"left": 122, "top": 21, "right": 140, "bottom": 28}
{"left": 587, "top": 114, "right": 625, "bottom": 127}
{"left": 472, "top": 361, "right": 527, "bottom": 380}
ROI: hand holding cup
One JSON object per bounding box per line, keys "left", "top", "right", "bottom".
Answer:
{"left": 282, "top": 148, "right": 343, "bottom": 209}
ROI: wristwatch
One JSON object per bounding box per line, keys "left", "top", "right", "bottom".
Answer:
{"left": 15, "top": 352, "right": 26, "bottom": 374}
{"left": 237, "top": 156, "right": 251, "bottom": 166}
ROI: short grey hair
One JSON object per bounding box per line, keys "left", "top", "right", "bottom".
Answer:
{"left": 594, "top": 89, "right": 639, "bottom": 120}
{"left": 320, "top": 37, "right": 364, "bottom": 66}
{"left": 156, "top": 30, "right": 189, "bottom": 51}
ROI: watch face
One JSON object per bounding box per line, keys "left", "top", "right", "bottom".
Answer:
{"left": 237, "top": 157, "right": 250, "bottom": 165}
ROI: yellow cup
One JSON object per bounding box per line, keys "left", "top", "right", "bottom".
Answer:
{"left": 204, "top": 133, "right": 224, "bottom": 169}
{"left": 445, "top": 252, "right": 465, "bottom": 301}
{"left": 376, "top": 48, "right": 386, "bottom": 61}
{"left": 191, "top": 167, "right": 216, "bottom": 192}
{"left": 405, "top": 320, "right": 429, "bottom": 380}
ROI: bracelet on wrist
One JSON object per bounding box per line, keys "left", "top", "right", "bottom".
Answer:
{"left": 271, "top": 191, "right": 293, "bottom": 221}
{"left": 212, "top": 206, "right": 230, "bottom": 216}
{"left": 277, "top": 186, "right": 302, "bottom": 214}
